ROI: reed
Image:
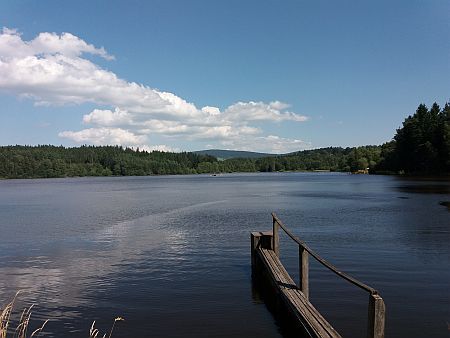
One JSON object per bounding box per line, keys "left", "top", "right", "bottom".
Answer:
{"left": 0, "top": 291, "right": 47, "bottom": 338}
{"left": 2, "top": 292, "right": 123, "bottom": 338}
{"left": 89, "top": 317, "right": 125, "bottom": 338}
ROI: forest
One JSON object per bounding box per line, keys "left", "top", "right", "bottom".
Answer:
{"left": 0, "top": 102, "right": 448, "bottom": 179}
{"left": 0, "top": 144, "right": 386, "bottom": 179}
{"left": 375, "top": 102, "right": 449, "bottom": 174}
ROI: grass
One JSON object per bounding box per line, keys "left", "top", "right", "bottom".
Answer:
{"left": 1, "top": 292, "right": 123, "bottom": 337}
{"left": 0, "top": 291, "right": 48, "bottom": 338}
{"left": 89, "top": 317, "right": 124, "bottom": 338}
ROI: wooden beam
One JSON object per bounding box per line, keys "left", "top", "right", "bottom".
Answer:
{"left": 300, "top": 246, "right": 309, "bottom": 300}
{"left": 257, "top": 247, "right": 342, "bottom": 338}
{"left": 367, "top": 293, "right": 385, "bottom": 338}
{"left": 251, "top": 232, "right": 262, "bottom": 268}
{"left": 273, "top": 218, "right": 280, "bottom": 257}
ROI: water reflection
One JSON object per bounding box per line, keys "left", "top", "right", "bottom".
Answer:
{"left": 439, "top": 201, "right": 450, "bottom": 211}
{"left": 0, "top": 174, "right": 448, "bottom": 337}
{"left": 394, "top": 176, "right": 450, "bottom": 194}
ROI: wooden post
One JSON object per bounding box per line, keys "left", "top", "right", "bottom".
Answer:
{"left": 272, "top": 217, "right": 280, "bottom": 257}
{"left": 299, "top": 246, "right": 309, "bottom": 300}
{"left": 250, "top": 232, "right": 262, "bottom": 268}
{"left": 367, "top": 293, "right": 385, "bottom": 338}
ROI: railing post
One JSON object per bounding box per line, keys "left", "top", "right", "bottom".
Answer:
{"left": 367, "top": 293, "right": 385, "bottom": 338}
{"left": 299, "top": 246, "right": 309, "bottom": 300}
{"left": 272, "top": 216, "right": 280, "bottom": 257}
{"left": 251, "top": 232, "right": 261, "bottom": 269}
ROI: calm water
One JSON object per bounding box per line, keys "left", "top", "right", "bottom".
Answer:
{"left": 0, "top": 173, "right": 448, "bottom": 337}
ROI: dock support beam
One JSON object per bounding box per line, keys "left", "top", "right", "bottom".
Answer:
{"left": 367, "top": 293, "right": 385, "bottom": 338}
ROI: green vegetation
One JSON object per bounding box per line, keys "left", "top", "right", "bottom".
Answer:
{"left": 0, "top": 144, "right": 382, "bottom": 178}
{"left": 0, "top": 102, "right": 448, "bottom": 179}
{"left": 375, "top": 102, "right": 450, "bottom": 174}
{"left": 208, "top": 146, "right": 382, "bottom": 173}
{"left": 0, "top": 145, "right": 217, "bottom": 178}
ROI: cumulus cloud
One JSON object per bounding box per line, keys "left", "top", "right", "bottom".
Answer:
{"left": 217, "top": 134, "right": 311, "bottom": 154}
{"left": 82, "top": 108, "right": 131, "bottom": 126}
{"left": 0, "top": 28, "right": 114, "bottom": 60}
{"left": 136, "top": 144, "right": 180, "bottom": 153}
{"left": 58, "top": 128, "right": 147, "bottom": 146}
{"left": 0, "top": 28, "right": 311, "bottom": 153}
{"left": 224, "top": 101, "right": 308, "bottom": 122}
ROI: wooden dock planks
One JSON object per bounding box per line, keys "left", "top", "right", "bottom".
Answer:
{"left": 257, "top": 247, "right": 342, "bottom": 338}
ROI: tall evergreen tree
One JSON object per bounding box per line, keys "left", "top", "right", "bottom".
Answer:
{"left": 377, "top": 102, "right": 449, "bottom": 174}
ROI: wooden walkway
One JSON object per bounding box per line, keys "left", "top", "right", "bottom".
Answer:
{"left": 251, "top": 213, "right": 385, "bottom": 338}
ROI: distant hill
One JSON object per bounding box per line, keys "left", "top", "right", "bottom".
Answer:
{"left": 194, "top": 149, "right": 278, "bottom": 160}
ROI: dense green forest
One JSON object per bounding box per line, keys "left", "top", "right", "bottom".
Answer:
{"left": 0, "top": 146, "right": 218, "bottom": 178}
{"left": 376, "top": 102, "right": 450, "bottom": 174}
{"left": 0, "top": 144, "right": 381, "bottom": 178}
{"left": 0, "top": 102, "right": 448, "bottom": 179}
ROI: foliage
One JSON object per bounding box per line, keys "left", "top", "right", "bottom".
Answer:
{"left": 0, "top": 145, "right": 217, "bottom": 179}
{"left": 215, "top": 146, "right": 382, "bottom": 173}
{"left": 376, "top": 102, "right": 450, "bottom": 174}
{"left": 0, "top": 145, "right": 385, "bottom": 179}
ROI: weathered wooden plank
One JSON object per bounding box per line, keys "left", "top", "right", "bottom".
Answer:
{"left": 367, "top": 293, "right": 385, "bottom": 338}
{"left": 272, "top": 218, "right": 280, "bottom": 257}
{"left": 257, "top": 248, "right": 342, "bottom": 338}
{"left": 251, "top": 232, "right": 262, "bottom": 268}
{"left": 261, "top": 250, "right": 337, "bottom": 338}
{"left": 262, "top": 248, "right": 341, "bottom": 338}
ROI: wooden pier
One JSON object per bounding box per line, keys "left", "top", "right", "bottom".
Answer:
{"left": 251, "top": 213, "right": 385, "bottom": 338}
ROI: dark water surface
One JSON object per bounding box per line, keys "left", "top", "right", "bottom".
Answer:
{"left": 0, "top": 173, "right": 448, "bottom": 337}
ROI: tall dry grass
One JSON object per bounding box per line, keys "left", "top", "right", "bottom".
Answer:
{"left": 1, "top": 291, "right": 124, "bottom": 338}
{"left": 89, "top": 317, "right": 124, "bottom": 338}
{"left": 0, "top": 291, "right": 48, "bottom": 338}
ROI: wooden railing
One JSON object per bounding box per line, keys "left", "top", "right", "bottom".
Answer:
{"left": 271, "top": 212, "right": 385, "bottom": 338}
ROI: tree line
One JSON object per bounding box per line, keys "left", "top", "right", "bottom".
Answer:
{"left": 0, "top": 102, "right": 448, "bottom": 179}
{"left": 0, "top": 144, "right": 384, "bottom": 179}
{"left": 0, "top": 145, "right": 217, "bottom": 178}
{"left": 375, "top": 102, "right": 449, "bottom": 174}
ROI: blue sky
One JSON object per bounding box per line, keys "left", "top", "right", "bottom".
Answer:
{"left": 0, "top": 0, "right": 449, "bottom": 153}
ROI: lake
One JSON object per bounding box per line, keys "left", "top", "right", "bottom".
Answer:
{"left": 0, "top": 173, "right": 448, "bottom": 337}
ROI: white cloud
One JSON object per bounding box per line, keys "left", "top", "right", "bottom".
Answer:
{"left": 135, "top": 144, "right": 180, "bottom": 153}
{"left": 261, "top": 135, "right": 311, "bottom": 153}
{"left": 58, "top": 128, "right": 147, "bottom": 146}
{"left": 82, "top": 108, "right": 131, "bottom": 126}
{"left": 216, "top": 134, "right": 311, "bottom": 154}
{"left": 1, "top": 28, "right": 311, "bottom": 153}
{"left": 201, "top": 106, "right": 221, "bottom": 116}
{"left": 224, "top": 101, "right": 308, "bottom": 122}
{"left": 190, "top": 125, "right": 261, "bottom": 140}
{"left": 0, "top": 28, "right": 114, "bottom": 60}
